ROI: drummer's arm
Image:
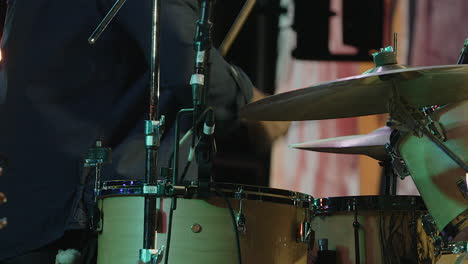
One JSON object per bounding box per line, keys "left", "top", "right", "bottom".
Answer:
{"left": 244, "top": 88, "right": 291, "bottom": 151}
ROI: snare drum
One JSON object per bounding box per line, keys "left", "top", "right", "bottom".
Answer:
{"left": 311, "top": 195, "right": 435, "bottom": 264}
{"left": 397, "top": 101, "right": 468, "bottom": 233}
{"left": 96, "top": 181, "right": 313, "bottom": 264}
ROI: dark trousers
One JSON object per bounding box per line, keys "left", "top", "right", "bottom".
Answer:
{"left": 0, "top": 230, "right": 97, "bottom": 264}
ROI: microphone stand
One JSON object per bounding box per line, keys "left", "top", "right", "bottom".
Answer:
{"left": 163, "top": 3, "right": 218, "bottom": 262}
{"left": 191, "top": 0, "right": 216, "bottom": 196}
{"left": 88, "top": 0, "right": 165, "bottom": 262}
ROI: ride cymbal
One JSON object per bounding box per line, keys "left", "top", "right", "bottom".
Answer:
{"left": 241, "top": 65, "right": 468, "bottom": 121}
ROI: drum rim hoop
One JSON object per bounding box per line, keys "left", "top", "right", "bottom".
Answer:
{"left": 313, "top": 195, "right": 427, "bottom": 213}
{"left": 98, "top": 180, "right": 314, "bottom": 208}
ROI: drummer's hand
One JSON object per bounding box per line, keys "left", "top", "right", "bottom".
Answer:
{"left": 244, "top": 87, "right": 291, "bottom": 152}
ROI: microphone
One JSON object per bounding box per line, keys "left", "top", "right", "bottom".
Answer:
{"left": 202, "top": 110, "right": 215, "bottom": 137}
{"left": 196, "top": 110, "right": 215, "bottom": 165}
{"left": 195, "top": 110, "right": 215, "bottom": 196}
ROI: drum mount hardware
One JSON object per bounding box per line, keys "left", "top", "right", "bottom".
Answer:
{"left": 387, "top": 89, "right": 468, "bottom": 172}
{"left": 377, "top": 42, "right": 467, "bottom": 173}
{"left": 421, "top": 214, "right": 444, "bottom": 252}
{"left": 385, "top": 132, "right": 410, "bottom": 180}
{"left": 440, "top": 241, "right": 468, "bottom": 255}
{"left": 84, "top": 140, "right": 112, "bottom": 230}
{"left": 421, "top": 215, "right": 468, "bottom": 258}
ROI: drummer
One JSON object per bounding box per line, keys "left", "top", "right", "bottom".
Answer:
{"left": 0, "top": 0, "right": 288, "bottom": 263}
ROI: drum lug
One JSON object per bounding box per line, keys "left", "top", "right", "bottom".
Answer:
{"left": 154, "top": 246, "right": 165, "bottom": 264}
{"left": 234, "top": 187, "right": 246, "bottom": 200}
{"left": 236, "top": 211, "right": 246, "bottom": 233}
{"left": 422, "top": 214, "right": 444, "bottom": 255}
{"left": 422, "top": 214, "right": 438, "bottom": 238}
{"left": 297, "top": 221, "right": 314, "bottom": 248}
{"left": 139, "top": 246, "right": 165, "bottom": 264}
{"left": 234, "top": 188, "right": 247, "bottom": 234}
{"left": 236, "top": 198, "right": 247, "bottom": 234}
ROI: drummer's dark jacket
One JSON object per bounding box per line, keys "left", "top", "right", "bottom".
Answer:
{"left": 0, "top": 0, "right": 253, "bottom": 260}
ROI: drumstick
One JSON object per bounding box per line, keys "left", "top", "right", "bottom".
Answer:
{"left": 219, "top": 0, "right": 256, "bottom": 57}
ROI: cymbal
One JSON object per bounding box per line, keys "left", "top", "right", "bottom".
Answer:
{"left": 241, "top": 65, "right": 468, "bottom": 121}
{"left": 289, "top": 126, "right": 392, "bottom": 161}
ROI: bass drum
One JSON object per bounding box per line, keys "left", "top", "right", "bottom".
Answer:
{"left": 311, "top": 195, "right": 435, "bottom": 264}
{"left": 397, "top": 101, "right": 468, "bottom": 235}
{"left": 96, "top": 181, "right": 313, "bottom": 264}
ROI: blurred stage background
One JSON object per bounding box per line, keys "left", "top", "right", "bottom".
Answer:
{"left": 270, "top": 0, "right": 467, "bottom": 197}
{"left": 213, "top": 0, "right": 467, "bottom": 197}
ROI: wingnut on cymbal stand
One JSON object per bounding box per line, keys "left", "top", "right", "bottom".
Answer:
{"left": 88, "top": 0, "right": 165, "bottom": 262}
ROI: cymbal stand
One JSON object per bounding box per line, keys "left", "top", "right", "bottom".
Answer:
{"left": 88, "top": 0, "right": 164, "bottom": 262}
{"left": 351, "top": 199, "right": 361, "bottom": 264}
{"left": 379, "top": 160, "right": 398, "bottom": 195}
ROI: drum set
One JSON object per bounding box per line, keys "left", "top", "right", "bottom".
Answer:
{"left": 91, "top": 38, "right": 468, "bottom": 264}
{"left": 86, "top": 0, "right": 468, "bottom": 262}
